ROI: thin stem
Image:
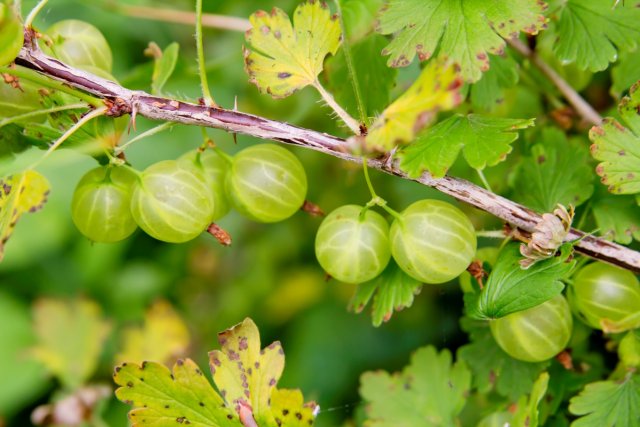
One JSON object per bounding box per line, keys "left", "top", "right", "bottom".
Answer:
{"left": 31, "top": 106, "right": 107, "bottom": 168}
{"left": 0, "top": 102, "right": 88, "bottom": 128}
{"left": 113, "top": 4, "right": 250, "bottom": 32}
{"left": 333, "top": 0, "right": 367, "bottom": 126}
{"left": 0, "top": 66, "right": 102, "bottom": 107}
{"left": 362, "top": 158, "right": 378, "bottom": 199}
{"left": 476, "top": 230, "right": 507, "bottom": 239}
{"left": 24, "top": 0, "right": 48, "bottom": 27}
{"left": 115, "top": 121, "right": 174, "bottom": 154}
{"left": 362, "top": 158, "right": 403, "bottom": 221}
{"left": 507, "top": 38, "right": 602, "bottom": 126}
{"left": 476, "top": 169, "right": 493, "bottom": 192}
{"left": 313, "top": 80, "right": 361, "bottom": 135}
{"left": 195, "top": 0, "right": 216, "bottom": 107}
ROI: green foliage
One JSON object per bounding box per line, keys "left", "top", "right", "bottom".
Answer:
{"left": 512, "top": 128, "right": 594, "bottom": 212}
{"left": 115, "top": 318, "right": 318, "bottom": 427}
{"left": 551, "top": 0, "right": 640, "bottom": 72}
{"left": 470, "top": 54, "right": 520, "bottom": 111}
{"left": 0, "top": 1, "right": 23, "bottom": 67}
{"left": 464, "top": 243, "right": 573, "bottom": 320}
{"left": 149, "top": 42, "right": 179, "bottom": 95}
{"left": 569, "top": 373, "right": 640, "bottom": 427}
{"left": 359, "top": 346, "right": 471, "bottom": 426}
{"left": 590, "top": 82, "right": 640, "bottom": 195}
{"left": 377, "top": 0, "right": 547, "bottom": 81}
{"left": 593, "top": 194, "right": 640, "bottom": 244}
{"left": 349, "top": 262, "right": 421, "bottom": 326}
{"left": 244, "top": 1, "right": 341, "bottom": 98}
{"left": 611, "top": 49, "right": 640, "bottom": 97}
{"left": 399, "top": 114, "right": 533, "bottom": 178}
{"left": 511, "top": 372, "right": 549, "bottom": 427}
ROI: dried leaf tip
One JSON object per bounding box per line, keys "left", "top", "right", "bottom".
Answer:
{"left": 520, "top": 204, "right": 574, "bottom": 269}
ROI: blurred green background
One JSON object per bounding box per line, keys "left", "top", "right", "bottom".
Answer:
{"left": 0, "top": 1, "right": 505, "bottom": 426}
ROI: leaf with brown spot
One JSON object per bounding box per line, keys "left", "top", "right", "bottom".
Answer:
{"left": 0, "top": 170, "right": 50, "bottom": 261}
{"left": 590, "top": 81, "right": 640, "bottom": 195}
{"left": 244, "top": 1, "right": 341, "bottom": 98}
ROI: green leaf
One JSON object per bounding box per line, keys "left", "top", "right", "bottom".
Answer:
{"left": 340, "top": 0, "right": 383, "bottom": 41}
{"left": 377, "top": 0, "right": 547, "bottom": 82}
{"left": 244, "top": 1, "right": 341, "bottom": 98}
{"left": 619, "top": 330, "right": 640, "bottom": 368}
{"left": 464, "top": 243, "right": 573, "bottom": 320}
{"left": 0, "top": 170, "right": 50, "bottom": 261}
{"left": 115, "top": 358, "right": 239, "bottom": 426}
{"left": 512, "top": 127, "right": 594, "bottom": 212}
{"left": 511, "top": 372, "right": 549, "bottom": 427}
{"left": 590, "top": 81, "right": 640, "bottom": 195}
{"left": 0, "top": 2, "right": 23, "bottom": 67}
{"left": 151, "top": 42, "right": 179, "bottom": 95}
{"left": 365, "top": 59, "right": 462, "bottom": 151}
{"left": 569, "top": 373, "right": 640, "bottom": 427}
{"left": 398, "top": 114, "right": 533, "bottom": 178}
{"left": 611, "top": 50, "right": 640, "bottom": 98}
{"left": 349, "top": 262, "right": 422, "bottom": 327}
{"left": 457, "top": 317, "right": 550, "bottom": 400}
{"left": 323, "top": 34, "right": 397, "bottom": 120}
{"left": 552, "top": 1, "right": 640, "bottom": 72}
{"left": 470, "top": 54, "right": 520, "bottom": 111}
{"left": 593, "top": 194, "right": 640, "bottom": 244}
{"left": 31, "top": 298, "right": 111, "bottom": 389}
{"left": 115, "top": 318, "right": 318, "bottom": 427}
{"left": 360, "top": 346, "right": 471, "bottom": 426}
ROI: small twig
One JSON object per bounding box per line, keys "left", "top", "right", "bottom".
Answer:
{"left": 13, "top": 40, "right": 640, "bottom": 273}
{"left": 115, "top": 5, "right": 250, "bottom": 32}
{"left": 507, "top": 38, "right": 602, "bottom": 126}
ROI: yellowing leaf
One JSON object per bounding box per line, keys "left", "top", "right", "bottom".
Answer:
{"left": 31, "top": 298, "right": 111, "bottom": 389}
{"left": 0, "top": 170, "right": 50, "bottom": 261}
{"left": 365, "top": 59, "right": 463, "bottom": 151}
{"left": 244, "top": 1, "right": 341, "bottom": 98}
{"left": 270, "top": 389, "right": 318, "bottom": 427}
{"left": 115, "top": 300, "right": 190, "bottom": 366}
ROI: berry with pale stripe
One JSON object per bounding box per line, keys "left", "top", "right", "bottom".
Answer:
{"left": 390, "top": 199, "right": 476, "bottom": 284}
{"left": 315, "top": 205, "right": 391, "bottom": 284}
{"left": 130, "top": 160, "right": 214, "bottom": 243}
{"left": 567, "top": 262, "right": 640, "bottom": 331}
{"left": 71, "top": 165, "right": 137, "bottom": 243}
{"left": 490, "top": 295, "right": 573, "bottom": 362}
{"left": 180, "top": 149, "right": 231, "bottom": 221}
{"left": 226, "top": 144, "right": 307, "bottom": 223}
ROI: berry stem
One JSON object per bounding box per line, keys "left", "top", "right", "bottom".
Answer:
{"left": 24, "top": 0, "right": 48, "bottom": 28}
{"left": 195, "top": 0, "right": 217, "bottom": 107}
{"left": 476, "top": 169, "right": 493, "bottom": 192}
{"left": 362, "top": 158, "right": 403, "bottom": 222}
{"left": 115, "top": 121, "right": 175, "bottom": 155}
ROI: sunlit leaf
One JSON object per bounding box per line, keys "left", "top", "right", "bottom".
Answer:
{"left": 114, "top": 300, "right": 190, "bottom": 366}
{"left": 365, "top": 59, "right": 462, "bottom": 151}
{"left": 377, "top": 0, "right": 547, "bottom": 81}
{"left": 552, "top": 0, "right": 640, "bottom": 72}
{"left": 511, "top": 372, "right": 549, "bottom": 427}
{"left": 590, "top": 81, "right": 640, "bottom": 195}
{"left": 399, "top": 114, "right": 533, "bottom": 178}
{"left": 244, "top": 1, "right": 341, "bottom": 98}
{"left": 360, "top": 346, "right": 471, "bottom": 426}
{"left": 31, "top": 298, "right": 111, "bottom": 389}
{"left": 0, "top": 170, "right": 50, "bottom": 261}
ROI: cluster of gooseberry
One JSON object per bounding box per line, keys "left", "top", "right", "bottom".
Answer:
{"left": 72, "top": 144, "right": 307, "bottom": 243}
{"left": 315, "top": 199, "right": 477, "bottom": 285}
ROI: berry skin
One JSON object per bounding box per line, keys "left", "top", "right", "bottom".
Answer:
{"left": 390, "top": 199, "right": 476, "bottom": 284}
{"left": 315, "top": 205, "right": 391, "bottom": 284}
{"left": 180, "top": 149, "right": 231, "bottom": 221}
{"left": 130, "top": 160, "right": 214, "bottom": 243}
{"left": 490, "top": 295, "right": 573, "bottom": 362}
{"left": 42, "top": 20, "right": 113, "bottom": 72}
{"left": 567, "top": 262, "right": 640, "bottom": 331}
{"left": 71, "top": 166, "right": 137, "bottom": 243}
{"left": 226, "top": 144, "right": 307, "bottom": 223}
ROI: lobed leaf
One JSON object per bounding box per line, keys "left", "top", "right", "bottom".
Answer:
{"left": 593, "top": 194, "right": 640, "bottom": 245}
{"left": 377, "top": 0, "right": 547, "bottom": 82}
{"left": 512, "top": 127, "right": 594, "bottom": 212}
{"left": 31, "top": 298, "right": 111, "bottom": 390}
{"left": 360, "top": 346, "right": 471, "bottom": 427}
{"left": 365, "top": 59, "right": 462, "bottom": 151}
{"left": 590, "top": 81, "right": 640, "bottom": 195}
{"left": 114, "top": 300, "right": 190, "bottom": 366}
{"left": 399, "top": 114, "right": 533, "bottom": 178}
{"left": 0, "top": 170, "right": 50, "bottom": 261}
{"left": 349, "top": 262, "right": 422, "bottom": 327}
{"left": 552, "top": 0, "right": 640, "bottom": 72}
{"left": 464, "top": 243, "right": 573, "bottom": 320}
{"left": 244, "top": 1, "right": 341, "bottom": 98}
{"left": 569, "top": 373, "right": 640, "bottom": 427}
